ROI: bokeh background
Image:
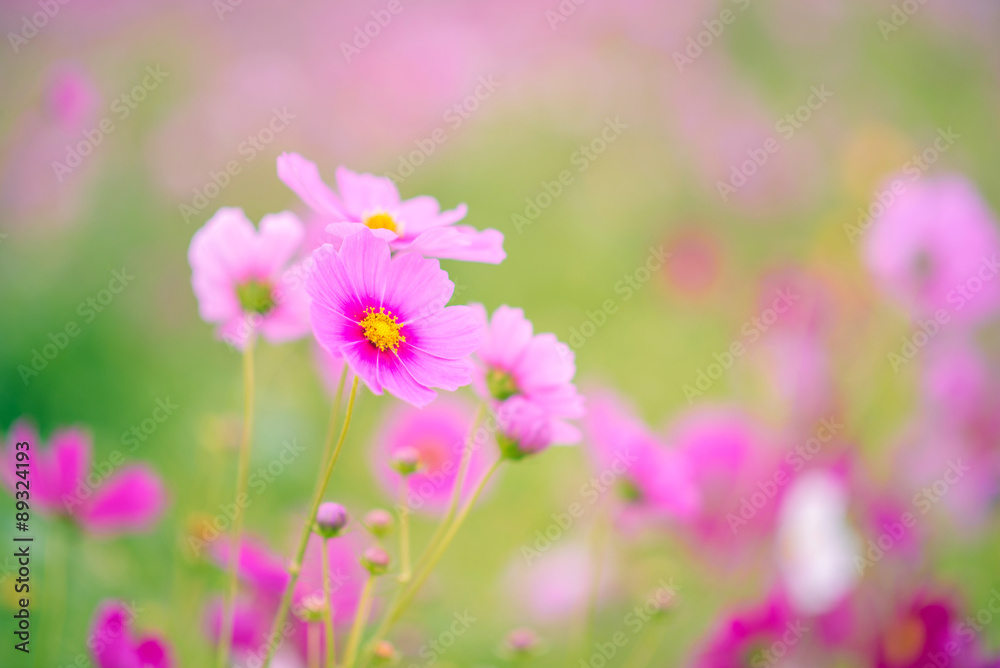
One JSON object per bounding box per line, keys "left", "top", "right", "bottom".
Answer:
{"left": 2, "top": 0, "right": 1000, "bottom": 666}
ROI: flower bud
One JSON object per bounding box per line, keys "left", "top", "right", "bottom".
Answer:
{"left": 505, "top": 628, "right": 540, "bottom": 657}
{"left": 293, "top": 593, "right": 327, "bottom": 623}
{"left": 361, "top": 546, "right": 390, "bottom": 575}
{"left": 364, "top": 509, "right": 393, "bottom": 537}
{"left": 314, "top": 502, "right": 349, "bottom": 538}
{"left": 372, "top": 640, "right": 397, "bottom": 663}
{"left": 390, "top": 446, "right": 420, "bottom": 475}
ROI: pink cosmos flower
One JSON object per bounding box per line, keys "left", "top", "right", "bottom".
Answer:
{"left": 207, "top": 533, "right": 367, "bottom": 664}
{"left": 370, "top": 396, "right": 491, "bottom": 514}
{"left": 89, "top": 600, "right": 173, "bottom": 668}
{"left": 666, "top": 408, "right": 780, "bottom": 558}
{"left": 869, "top": 593, "right": 990, "bottom": 668}
{"left": 278, "top": 152, "right": 505, "bottom": 264}
{"left": 583, "top": 390, "right": 699, "bottom": 528}
{"left": 306, "top": 227, "right": 483, "bottom": 407}
{"left": 471, "top": 305, "right": 584, "bottom": 456}
{"left": 863, "top": 174, "right": 1000, "bottom": 326}
{"left": 691, "top": 591, "right": 833, "bottom": 668}
{"left": 188, "top": 207, "right": 311, "bottom": 350}
{"left": 1, "top": 420, "right": 166, "bottom": 535}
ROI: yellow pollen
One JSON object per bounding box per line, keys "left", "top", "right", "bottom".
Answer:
{"left": 359, "top": 306, "right": 405, "bottom": 352}
{"left": 364, "top": 212, "right": 398, "bottom": 233}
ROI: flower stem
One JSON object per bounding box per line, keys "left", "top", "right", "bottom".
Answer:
{"left": 308, "top": 622, "right": 320, "bottom": 668}
{"left": 397, "top": 481, "right": 412, "bottom": 583}
{"left": 321, "top": 538, "right": 337, "bottom": 668}
{"left": 412, "top": 403, "right": 485, "bottom": 575}
{"left": 364, "top": 456, "right": 502, "bottom": 662}
{"left": 342, "top": 575, "right": 376, "bottom": 668}
{"left": 216, "top": 339, "right": 256, "bottom": 668}
{"left": 262, "top": 376, "right": 360, "bottom": 668}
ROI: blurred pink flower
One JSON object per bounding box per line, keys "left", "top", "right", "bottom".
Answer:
{"left": 503, "top": 539, "right": 616, "bottom": 627}
{"left": 667, "top": 408, "right": 780, "bottom": 557}
{"left": 583, "top": 390, "right": 699, "bottom": 528}
{"left": 471, "top": 304, "right": 584, "bottom": 456}
{"left": 2, "top": 420, "right": 166, "bottom": 535}
{"left": 306, "top": 228, "right": 482, "bottom": 407}
{"left": 691, "top": 592, "right": 805, "bottom": 668}
{"left": 278, "top": 153, "right": 505, "bottom": 263}
{"left": 90, "top": 600, "right": 173, "bottom": 668}
{"left": 370, "top": 395, "right": 491, "bottom": 514}
{"left": 863, "top": 174, "right": 1000, "bottom": 326}
{"left": 188, "top": 208, "right": 312, "bottom": 349}
{"left": 869, "top": 593, "right": 986, "bottom": 668}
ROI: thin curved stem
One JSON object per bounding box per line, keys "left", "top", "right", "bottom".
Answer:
{"left": 262, "top": 376, "right": 360, "bottom": 668}
{"left": 216, "top": 339, "right": 256, "bottom": 668}
{"left": 321, "top": 538, "right": 336, "bottom": 668}
{"left": 397, "top": 480, "right": 411, "bottom": 583}
{"left": 363, "top": 457, "right": 503, "bottom": 663}
{"left": 342, "top": 575, "right": 376, "bottom": 668}
{"left": 413, "top": 403, "right": 485, "bottom": 575}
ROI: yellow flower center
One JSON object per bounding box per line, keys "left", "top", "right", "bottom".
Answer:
{"left": 359, "top": 306, "right": 405, "bottom": 352}
{"left": 882, "top": 615, "right": 926, "bottom": 666}
{"left": 364, "top": 212, "right": 398, "bottom": 234}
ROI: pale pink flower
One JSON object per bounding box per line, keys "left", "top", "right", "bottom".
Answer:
{"left": 863, "top": 174, "right": 1000, "bottom": 326}
{"left": 188, "top": 208, "right": 311, "bottom": 349}
{"left": 306, "top": 228, "right": 482, "bottom": 407}
{"left": 370, "top": 396, "right": 491, "bottom": 514}
{"left": 278, "top": 152, "right": 504, "bottom": 263}
{"left": 471, "top": 305, "right": 584, "bottom": 456}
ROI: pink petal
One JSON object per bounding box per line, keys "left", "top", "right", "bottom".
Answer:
{"left": 79, "top": 465, "right": 167, "bottom": 534}
{"left": 478, "top": 305, "right": 534, "bottom": 371}
{"left": 254, "top": 212, "right": 305, "bottom": 279}
{"left": 277, "top": 152, "right": 347, "bottom": 218}
{"left": 402, "top": 225, "right": 505, "bottom": 264}
{"left": 49, "top": 428, "right": 92, "bottom": 504}
{"left": 377, "top": 350, "right": 438, "bottom": 407}
{"left": 397, "top": 348, "right": 475, "bottom": 393}
{"left": 405, "top": 306, "right": 484, "bottom": 360}
{"left": 335, "top": 166, "right": 400, "bottom": 217}
{"left": 383, "top": 253, "right": 453, "bottom": 322}
{"left": 188, "top": 207, "right": 257, "bottom": 323}
{"left": 134, "top": 637, "right": 173, "bottom": 668}
{"left": 513, "top": 333, "right": 576, "bottom": 392}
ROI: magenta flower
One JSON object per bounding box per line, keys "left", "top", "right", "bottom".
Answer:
{"left": 692, "top": 593, "right": 804, "bottom": 668}
{"left": 471, "top": 304, "right": 584, "bottom": 456}
{"left": 306, "top": 227, "right": 483, "bottom": 407}
{"left": 371, "top": 396, "right": 491, "bottom": 513}
{"left": 278, "top": 152, "right": 505, "bottom": 264}
{"left": 584, "top": 390, "right": 699, "bottom": 527}
{"left": 208, "top": 533, "right": 367, "bottom": 663}
{"left": 863, "top": 175, "right": 1000, "bottom": 326}
{"left": 870, "top": 594, "right": 971, "bottom": 668}
{"left": 188, "top": 207, "right": 311, "bottom": 349}
{"left": 1, "top": 420, "right": 166, "bottom": 535}
{"left": 89, "top": 601, "right": 173, "bottom": 668}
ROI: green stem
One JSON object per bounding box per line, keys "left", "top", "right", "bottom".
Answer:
{"left": 397, "top": 481, "right": 411, "bottom": 583}
{"left": 342, "top": 576, "right": 376, "bottom": 668}
{"left": 412, "top": 403, "right": 485, "bottom": 575}
{"left": 308, "top": 621, "right": 320, "bottom": 668}
{"left": 363, "top": 457, "right": 503, "bottom": 663}
{"left": 322, "top": 538, "right": 337, "bottom": 668}
{"left": 216, "top": 339, "right": 256, "bottom": 668}
{"left": 261, "top": 377, "right": 360, "bottom": 668}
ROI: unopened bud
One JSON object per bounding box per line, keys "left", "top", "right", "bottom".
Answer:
{"left": 390, "top": 446, "right": 420, "bottom": 475}
{"left": 315, "top": 502, "right": 349, "bottom": 538}
{"left": 364, "top": 509, "right": 393, "bottom": 538}
{"left": 362, "top": 546, "right": 390, "bottom": 575}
